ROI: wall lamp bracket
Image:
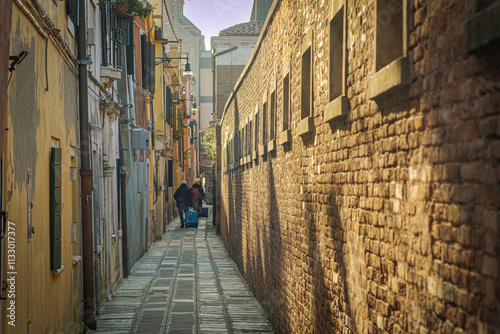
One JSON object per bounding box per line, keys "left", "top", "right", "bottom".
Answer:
{"left": 77, "top": 58, "right": 92, "bottom": 66}
{"left": 9, "top": 51, "right": 28, "bottom": 72}
{"left": 155, "top": 56, "right": 194, "bottom": 77}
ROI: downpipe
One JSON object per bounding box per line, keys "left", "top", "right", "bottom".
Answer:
{"left": 77, "top": 0, "right": 96, "bottom": 329}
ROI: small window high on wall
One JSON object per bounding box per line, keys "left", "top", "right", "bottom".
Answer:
{"left": 368, "top": 0, "right": 409, "bottom": 100}
{"left": 301, "top": 47, "right": 312, "bottom": 120}
{"left": 376, "top": 0, "right": 403, "bottom": 71}
{"left": 279, "top": 71, "right": 292, "bottom": 145}
{"left": 325, "top": 3, "right": 348, "bottom": 122}
{"left": 298, "top": 30, "right": 314, "bottom": 136}
{"left": 269, "top": 89, "right": 277, "bottom": 153}
{"left": 262, "top": 100, "right": 268, "bottom": 144}
{"left": 330, "top": 7, "right": 344, "bottom": 102}
{"left": 270, "top": 90, "right": 276, "bottom": 141}
{"left": 283, "top": 73, "right": 290, "bottom": 131}
{"left": 254, "top": 105, "right": 259, "bottom": 161}
{"left": 466, "top": 0, "right": 500, "bottom": 53}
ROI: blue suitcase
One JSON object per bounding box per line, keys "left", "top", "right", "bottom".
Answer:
{"left": 185, "top": 210, "right": 198, "bottom": 228}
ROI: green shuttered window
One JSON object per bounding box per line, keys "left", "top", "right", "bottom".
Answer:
{"left": 50, "top": 147, "right": 62, "bottom": 271}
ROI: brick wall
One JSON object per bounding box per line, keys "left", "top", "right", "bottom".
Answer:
{"left": 220, "top": 1, "right": 500, "bottom": 333}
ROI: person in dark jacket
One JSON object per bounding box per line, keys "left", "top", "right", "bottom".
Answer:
{"left": 174, "top": 181, "right": 192, "bottom": 228}
{"left": 191, "top": 180, "right": 205, "bottom": 213}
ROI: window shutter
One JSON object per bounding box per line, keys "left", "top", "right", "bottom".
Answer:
{"left": 165, "top": 87, "right": 171, "bottom": 126}
{"left": 167, "top": 160, "right": 173, "bottom": 187}
{"left": 50, "top": 148, "right": 62, "bottom": 271}
{"left": 149, "top": 42, "right": 156, "bottom": 94}
{"left": 141, "top": 35, "right": 147, "bottom": 90}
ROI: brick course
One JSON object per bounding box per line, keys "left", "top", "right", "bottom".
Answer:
{"left": 220, "top": 1, "right": 500, "bottom": 333}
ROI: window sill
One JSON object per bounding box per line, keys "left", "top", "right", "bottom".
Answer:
{"left": 466, "top": 1, "right": 500, "bottom": 53}
{"left": 368, "top": 56, "right": 410, "bottom": 100}
{"left": 324, "top": 95, "right": 348, "bottom": 121}
{"left": 268, "top": 139, "right": 276, "bottom": 153}
{"left": 53, "top": 265, "right": 65, "bottom": 276}
{"left": 279, "top": 129, "right": 291, "bottom": 145}
{"left": 258, "top": 144, "right": 267, "bottom": 157}
{"left": 297, "top": 116, "right": 314, "bottom": 136}
{"left": 100, "top": 66, "right": 122, "bottom": 87}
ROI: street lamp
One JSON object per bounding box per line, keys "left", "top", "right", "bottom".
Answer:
{"left": 182, "top": 61, "right": 194, "bottom": 78}
{"left": 155, "top": 55, "right": 194, "bottom": 78}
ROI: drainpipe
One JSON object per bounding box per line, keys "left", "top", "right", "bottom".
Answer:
{"left": 118, "top": 126, "right": 129, "bottom": 278}
{"left": 78, "top": 0, "right": 97, "bottom": 329}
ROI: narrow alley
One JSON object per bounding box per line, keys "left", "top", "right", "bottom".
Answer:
{"left": 1, "top": 0, "right": 500, "bottom": 333}
{"left": 89, "top": 210, "right": 274, "bottom": 334}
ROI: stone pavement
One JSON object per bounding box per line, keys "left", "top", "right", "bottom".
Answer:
{"left": 89, "top": 209, "right": 274, "bottom": 334}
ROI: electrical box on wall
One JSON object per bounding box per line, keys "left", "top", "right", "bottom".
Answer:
{"left": 131, "top": 129, "right": 150, "bottom": 150}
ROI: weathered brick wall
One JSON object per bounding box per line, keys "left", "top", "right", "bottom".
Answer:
{"left": 220, "top": 1, "right": 500, "bottom": 333}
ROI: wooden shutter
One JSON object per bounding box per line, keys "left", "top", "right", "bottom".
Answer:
{"left": 50, "top": 148, "right": 62, "bottom": 270}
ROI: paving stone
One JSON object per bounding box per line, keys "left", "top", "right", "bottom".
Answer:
{"left": 89, "top": 213, "right": 274, "bottom": 333}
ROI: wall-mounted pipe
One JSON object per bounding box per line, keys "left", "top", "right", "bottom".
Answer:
{"left": 77, "top": 0, "right": 96, "bottom": 329}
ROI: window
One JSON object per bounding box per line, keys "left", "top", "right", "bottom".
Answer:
{"left": 101, "top": 4, "right": 123, "bottom": 67}
{"left": 270, "top": 90, "right": 276, "bottom": 141}
{"left": 249, "top": 120, "right": 253, "bottom": 156}
{"left": 67, "top": 0, "right": 80, "bottom": 26}
{"left": 279, "top": 71, "right": 292, "bottom": 145}
{"left": 301, "top": 47, "right": 312, "bottom": 119}
{"left": 254, "top": 108, "right": 259, "bottom": 153}
{"left": 50, "top": 147, "right": 62, "bottom": 271}
{"left": 125, "top": 23, "right": 135, "bottom": 77}
{"left": 330, "top": 7, "right": 344, "bottom": 101}
{"left": 298, "top": 30, "right": 314, "bottom": 136}
{"left": 376, "top": 0, "right": 403, "bottom": 71}
{"left": 165, "top": 87, "right": 173, "bottom": 126}
{"left": 325, "top": 4, "right": 348, "bottom": 121}
{"left": 246, "top": 122, "right": 251, "bottom": 157}
{"left": 368, "top": 0, "right": 409, "bottom": 100}
{"left": 262, "top": 100, "right": 268, "bottom": 144}
{"left": 241, "top": 125, "right": 245, "bottom": 160}
{"left": 466, "top": 0, "right": 500, "bottom": 53}
{"left": 283, "top": 73, "right": 290, "bottom": 131}
{"left": 167, "top": 160, "right": 173, "bottom": 187}
{"left": 141, "top": 35, "right": 155, "bottom": 93}
{"left": 236, "top": 129, "right": 240, "bottom": 164}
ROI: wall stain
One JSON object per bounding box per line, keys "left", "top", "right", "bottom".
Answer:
{"left": 9, "top": 19, "right": 40, "bottom": 188}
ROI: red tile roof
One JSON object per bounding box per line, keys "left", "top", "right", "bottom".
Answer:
{"left": 219, "top": 21, "right": 265, "bottom": 37}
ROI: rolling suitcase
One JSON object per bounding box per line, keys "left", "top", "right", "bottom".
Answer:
{"left": 199, "top": 207, "right": 208, "bottom": 217}
{"left": 185, "top": 210, "right": 198, "bottom": 228}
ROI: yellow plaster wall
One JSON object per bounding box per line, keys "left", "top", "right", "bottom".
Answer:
{"left": 2, "top": 3, "right": 83, "bottom": 333}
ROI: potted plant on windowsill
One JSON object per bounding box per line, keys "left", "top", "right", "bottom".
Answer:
{"left": 114, "top": 1, "right": 129, "bottom": 13}
{"left": 114, "top": 0, "right": 154, "bottom": 18}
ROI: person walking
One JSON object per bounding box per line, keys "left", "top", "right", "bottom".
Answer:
{"left": 191, "top": 180, "right": 205, "bottom": 213}
{"left": 174, "top": 181, "right": 192, "bottom": 228}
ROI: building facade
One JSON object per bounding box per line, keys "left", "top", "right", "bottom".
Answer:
{"left": 220, "top": 1, "right": 500, "bottom": 333}
{"left": 1, "top": 0, "right": 187, "bottom": 331}
{"left": 3, "top": 0, "right": 83, "bottom": 331}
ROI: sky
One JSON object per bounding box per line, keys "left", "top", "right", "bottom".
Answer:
{"left": 183, "top": 0, "right": 254, "bottom": 50}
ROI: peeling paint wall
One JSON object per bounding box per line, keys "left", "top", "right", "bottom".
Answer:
{"left": 2, "top": 1, "right": 83, "bottom": 332}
